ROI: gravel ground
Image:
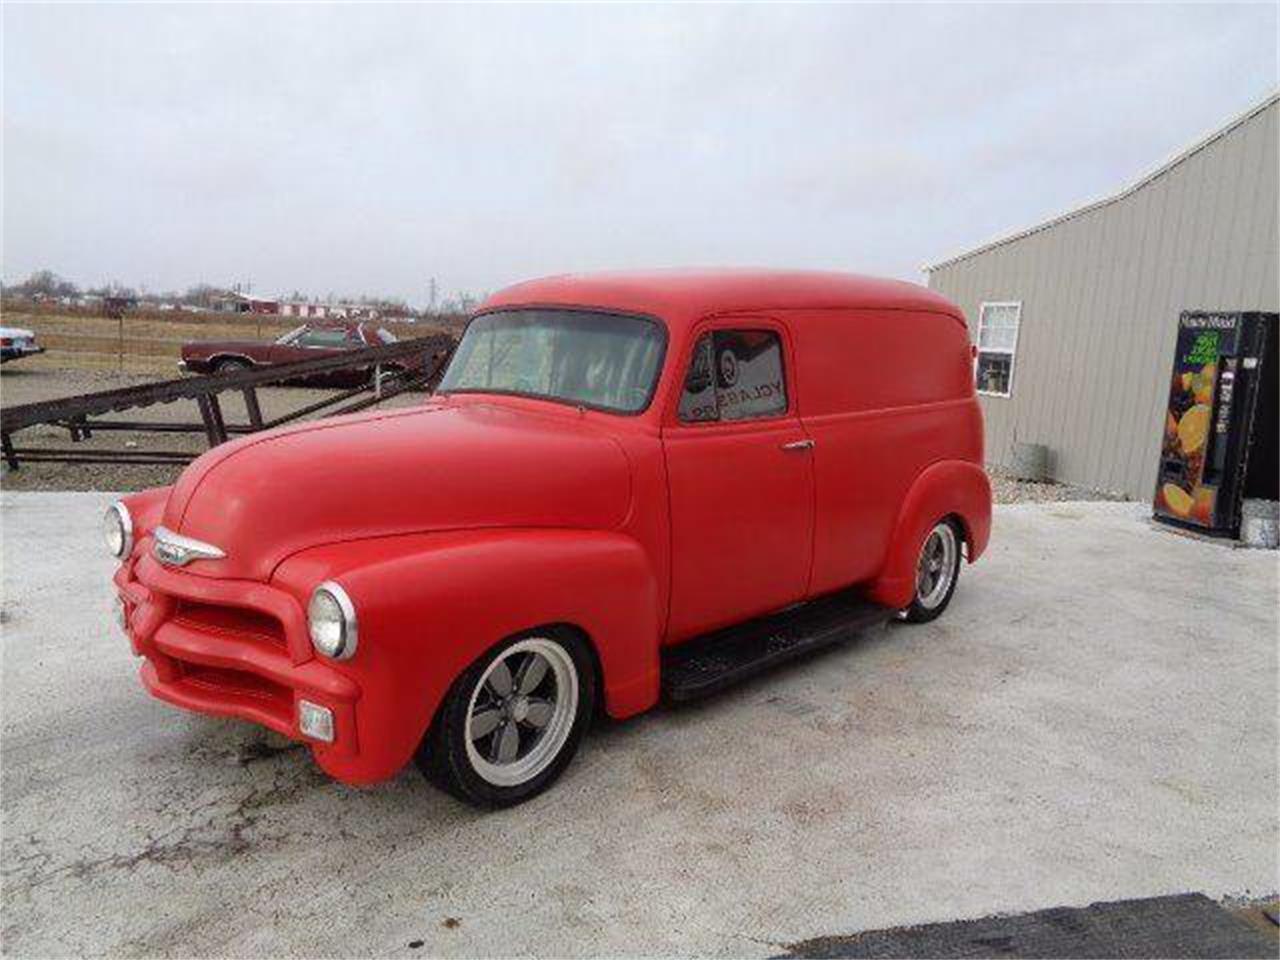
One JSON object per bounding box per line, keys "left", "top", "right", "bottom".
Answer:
{"left": 2, "top": 366, "right": 1130, "bottom": 502}
{"left": 987, "top": 466, "right": 1128, "bottom": 504}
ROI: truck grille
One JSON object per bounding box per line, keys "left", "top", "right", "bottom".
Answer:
{"left": 171, "top": 600, "right": 287, "bottom": 650}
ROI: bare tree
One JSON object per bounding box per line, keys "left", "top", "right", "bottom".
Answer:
{"left": 10, "top": 269, "right": 79, "bottom": 299}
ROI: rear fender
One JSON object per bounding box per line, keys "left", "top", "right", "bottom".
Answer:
{"left": 272, "top": 528, "right": 661, "bottom": 783}
{"left": 869, "top": 460, "right": 992, "bottom": 609}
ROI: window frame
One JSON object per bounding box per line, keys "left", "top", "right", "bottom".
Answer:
{"left": 437, "top": 305, "right": 670, "bottom": 417}
{"left": 673, "top": 323, "right": 793, "bottom": 426}
{"left": 974, "top": 300, "right": 1022, "bottom": 399}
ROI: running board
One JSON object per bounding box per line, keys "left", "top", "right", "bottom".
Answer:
{"left": 661, "top": 592, "right": 895, "bottom": 701}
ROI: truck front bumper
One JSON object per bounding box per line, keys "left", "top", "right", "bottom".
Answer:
{"left": 114, "top": 547, "right": 364, "bottom": 777}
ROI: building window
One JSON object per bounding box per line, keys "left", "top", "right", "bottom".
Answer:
{"left": 975, "top": 301, "right": 1021, "bottom": 397}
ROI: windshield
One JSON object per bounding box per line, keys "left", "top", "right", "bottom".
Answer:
{"left": 275, "top": 325, "right": 306, "bottom": 345}
{"left": 438, "top": 309, "right": 665, "bottom": 413}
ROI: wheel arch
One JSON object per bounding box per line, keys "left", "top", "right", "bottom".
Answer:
{"left": 943, "top": 510, "right": 975, "bottom": 559}
{"left": 416, "top": 617, "right": 608, "bottom": 778}
{"left": 869, "top": 459, "right": 992, "bottom": 609}
{"left": 210, "top": 353, "right": 256, "bottom": 368}
{"left": 271, "top": 528, "right": 662, "bottom": 783}
{"left": 539, "top": 620, "right": 607, "bottom": 720}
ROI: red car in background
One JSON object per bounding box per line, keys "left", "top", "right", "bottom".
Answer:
{"left": 179, "top": 322, "right": 402, "bottom": 387}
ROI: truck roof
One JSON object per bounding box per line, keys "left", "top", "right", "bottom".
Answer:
{"left": 482, "top": 269, "right": 966, "bottom": 328}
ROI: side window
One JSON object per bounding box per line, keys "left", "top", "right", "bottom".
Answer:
{"left": 297, "top": 328, "right": 352, "bottom": 348}
{"left": 678, "top": 329, "right": 788, "bottom": 423}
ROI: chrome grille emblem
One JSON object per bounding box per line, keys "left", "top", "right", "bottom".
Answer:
{"left": 152, "top": 526, "right": 226, "bottom": 566}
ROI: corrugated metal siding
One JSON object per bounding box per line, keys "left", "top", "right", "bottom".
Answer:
{"left": 928, "top": 96, "right": 1279, "bottom": 498}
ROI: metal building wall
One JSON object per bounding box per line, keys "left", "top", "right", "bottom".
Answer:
{"left": 927, "top": 95, "right": 1278, "bottom": 499}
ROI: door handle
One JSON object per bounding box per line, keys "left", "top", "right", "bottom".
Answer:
{"left": 781, "top": 439, "right": 815, "bottom": 451}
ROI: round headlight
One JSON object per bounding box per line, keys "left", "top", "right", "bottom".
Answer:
{"left": 103, "top": 502, "right": 133, "bottom": 559}
{"left": 308, "top": 582, "right": 357, "bottom": 660}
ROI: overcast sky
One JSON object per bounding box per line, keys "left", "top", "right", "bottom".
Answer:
{"left": 3, "top": 3, "right": 1276, "bottom": 306}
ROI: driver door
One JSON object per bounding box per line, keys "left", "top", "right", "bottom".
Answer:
{"left": 662, "top": 320, "right": 815, "bottom": 640}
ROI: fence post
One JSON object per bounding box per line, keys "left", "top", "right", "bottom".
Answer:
{"left": 196, "top": 395, "right": 229, "bottom": 447}
{"left": 242, "top": 387, "right": 264, "bottom": 429}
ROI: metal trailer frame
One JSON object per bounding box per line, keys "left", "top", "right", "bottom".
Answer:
{"left": 0, "top": 335, "right": 454, "bottom": 469}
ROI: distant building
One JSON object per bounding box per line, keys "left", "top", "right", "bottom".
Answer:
{"left": 213, "top": 293, "right": 279, "bottom": 315}
{"left": 210, "top": 292, "right": 409, "bottom": 322}
{"left": 278, "top": 301, "right": 388, "bottom": 320}
{"left": 926, "top": 92, "right": 1278, "bottom": 499}
{"left": 280, "top": 301, "right": 330, "bottom": 319}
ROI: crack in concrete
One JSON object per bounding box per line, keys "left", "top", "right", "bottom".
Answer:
{"left": 3, "top": 761, "right": 330, "bottom": 894}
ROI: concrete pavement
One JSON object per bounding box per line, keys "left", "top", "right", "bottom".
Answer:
{"left": 1, "top": 493, "right": 1276, "bottom": 956}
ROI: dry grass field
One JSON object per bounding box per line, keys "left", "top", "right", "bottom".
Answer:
{"left": 0, "top": 306, "right": 457, "bottom": 491}
{"left": 0, "top": 307, "right": 461, "bottom": 375}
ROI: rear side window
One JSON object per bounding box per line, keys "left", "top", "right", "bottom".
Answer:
{"left": 678, "top": 330, "right": 787, "bottom": 423}
{"left": 296, "top": 328, "right": 351, "bottom": 348}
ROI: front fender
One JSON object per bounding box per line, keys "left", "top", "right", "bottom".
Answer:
{"left": 272, "top": 529, "right": 661, "bottom": 783}
{"left": 869, "top": 460, "right": 992, "bottom": 609}
{"left": 119, "top": 486, "right": 173, "bottom": 552}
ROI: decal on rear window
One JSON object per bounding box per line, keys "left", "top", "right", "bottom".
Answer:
{"left": 678, "top": 330, "right": 787, "bottom": 423}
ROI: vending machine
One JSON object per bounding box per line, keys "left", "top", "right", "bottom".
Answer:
{"left": 1153, "top": 311, "right": 1278, "bottom": 538}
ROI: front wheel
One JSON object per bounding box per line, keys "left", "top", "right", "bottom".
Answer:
{"left": 900, "top": 519, "right": 962, "bottom": 623}
{"left": 418, "top": 631, "right": 595, "bottom": 807}
{"left": 214, "top": 357, "right": 252, "bottom": 375}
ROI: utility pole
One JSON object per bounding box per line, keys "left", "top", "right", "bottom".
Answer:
{"left": 246, "top": 280, "right": 259, "bottom": 338}
{"left": 429, "top": 277, "right": 438, "bottom": 314}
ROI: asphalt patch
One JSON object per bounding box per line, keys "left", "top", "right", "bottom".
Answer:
{"left": 777, "top": 893, "right": 1277, "bottom": 959}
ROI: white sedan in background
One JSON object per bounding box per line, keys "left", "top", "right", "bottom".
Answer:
{"left": 0, "top": 326, "right": 45, "bottom": 364}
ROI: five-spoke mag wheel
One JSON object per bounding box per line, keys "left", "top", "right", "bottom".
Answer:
{"left": 901, "top": 519, "right": 962, "bottom": 623}
{"left": 464, "top": 638, "right": 578, "bottom": 788}
{"left": 419, "top": 631, "right": 594, "bottom": 807}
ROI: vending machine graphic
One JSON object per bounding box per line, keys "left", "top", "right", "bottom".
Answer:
{"left": 1153, "top": 311, "right": 1278, "bottom": 538}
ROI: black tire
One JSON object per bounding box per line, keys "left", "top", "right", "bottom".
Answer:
{"left": 900, "top": 518, "right": 962, "bottom": 624}
{"left": 214, "top": 357, "right": 252, "bottom": 375}
{"left": 417, "top": 629, "right": 595, "bottom": 808}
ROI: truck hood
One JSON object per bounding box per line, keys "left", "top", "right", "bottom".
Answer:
{"left": 160, "top": 401, "right": 632, "bottom": 580}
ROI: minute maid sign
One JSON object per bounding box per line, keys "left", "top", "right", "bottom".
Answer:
{"left": 1180, "top": 311, "right": 1241, "bottom": 355}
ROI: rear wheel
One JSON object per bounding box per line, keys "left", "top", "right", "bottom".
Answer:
{"left": 418, "top": 631, "right": 595, "bottom": 807}
{"left": 214, "top": 357, "right": 252, "bottom": 375}
{"left": 900, "top": 519, "right": 961, "bottom": 623}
